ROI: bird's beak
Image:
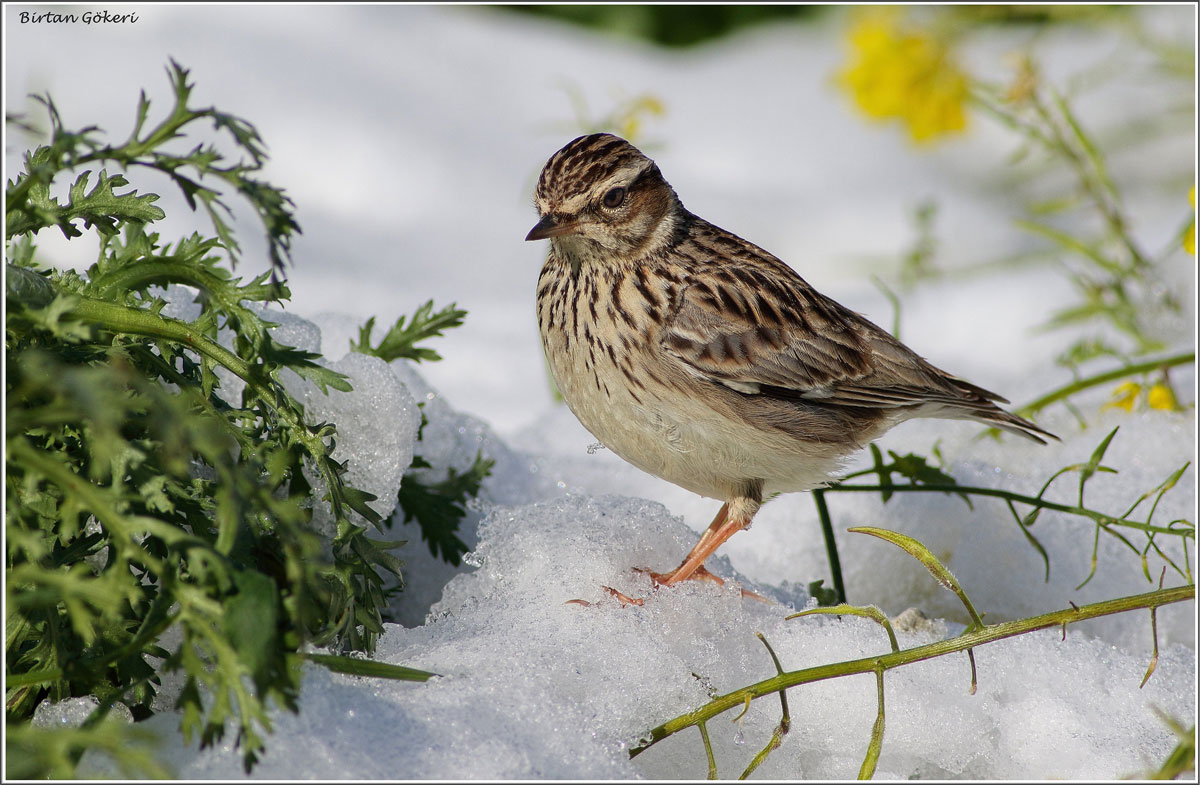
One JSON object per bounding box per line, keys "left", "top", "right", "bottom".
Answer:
{"left": 525, "top": 214, "right": 579, "bottom": 241}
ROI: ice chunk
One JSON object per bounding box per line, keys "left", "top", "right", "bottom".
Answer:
{"left": 280, "top": 347, "right": 421, "bottom": 533}
{"left": 381, "top": 359, "right": 563, "bottom": 627}
{"left": 33, "top": 696, "right": 133, "bottom": 728}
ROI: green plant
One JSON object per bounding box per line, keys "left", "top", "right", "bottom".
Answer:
{"left": 630, "top": 532, "right": 1194, "bottom": 778}
{"left": 636, "top": 13, "right": 1196, "bottom": 777}
{"left": 350, "top": 305, "right": 496, "bottom": 565}
{"left": 813, "top": 5, "right": 1196, "bottom": 603}
{"left": 5, "top": 62, "right": 457, "bottom": 776}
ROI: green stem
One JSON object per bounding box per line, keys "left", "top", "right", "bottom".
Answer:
{"left": 4, "top": 667, "right": 64, "bottom": 689}
{"left": 1014, "top": 351, "right": 1195, "bottom": 418}
{"left": 66, "top": 295, "right": 348, "bottom": 518}
{"left": 1039, "top": 88, "right": 1149, "bottom": 270}
{"left": 70, "top": 295, "right": 254, "bottom": 381}
{"left": 630, "top": 583, "right": 1194, "bottom": 757}
{"left": 824, "top": 482, "right": 1188, "bottom": 537}
{"left": 813, "top": 489, "right": 847, "bottom": 604}
{"left": 87, "top": 258, "right": 229, "bottom": 299}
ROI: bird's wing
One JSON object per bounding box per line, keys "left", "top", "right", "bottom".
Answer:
{"left": 660, "top": 258, "right": 1003, "bottom": 411}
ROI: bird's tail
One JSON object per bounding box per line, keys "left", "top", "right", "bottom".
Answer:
{"left": 931, "top": 377, "right": 1058, "bottom": 444}
{"left": 973, "top": 407, "right": 1057, "bottom": 444}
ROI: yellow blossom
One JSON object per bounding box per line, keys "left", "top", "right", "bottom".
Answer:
{"left": 615, "top": 95, "right": 665, "bottom": 144}
{"left": 1147, "top": 381, "right": 1180, "bottom": 411}
{"left": 838, "top": 8, "right": 969, "bottom": 144}
{"left": 1103, "top": 381, "right": 1141, "bottom": 412}
{"left": 1185, "top": 185, "right": 1195, "bottom": 256}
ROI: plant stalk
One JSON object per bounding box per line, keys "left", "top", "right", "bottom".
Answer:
{"left": 630, "top": 583, "right": 1194, "bottom": 757}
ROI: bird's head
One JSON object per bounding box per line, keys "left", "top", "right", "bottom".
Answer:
{"left": 526, "top": 133, "right": 683, "bottom": 262}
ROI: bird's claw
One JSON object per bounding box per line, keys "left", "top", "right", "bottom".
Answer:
{"left": 564, "top": 566, "right": 772, "bottom": 608}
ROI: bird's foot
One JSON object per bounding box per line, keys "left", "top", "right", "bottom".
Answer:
{"left": 564, "top": 585, "right": 645, "bottom": 607}
{"left": 563, "top": 565, "right": 770, "bottom": 607}
{"left": 602, "top": 585, "right": 645, "bottom": 606}
{"left": 641, "top": 564, "right": 771, "bottom": 604}
{"left": 638, "top": 563, "right": 724, "bottom": 587}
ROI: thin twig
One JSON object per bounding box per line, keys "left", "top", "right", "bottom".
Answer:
{"left": 630, "top": 584, "right": 1194, "bottom": 757}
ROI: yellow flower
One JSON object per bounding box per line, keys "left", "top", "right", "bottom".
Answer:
{"left": 1147, "top": 381, "right": 1180, "bottom": 411}
{"left": 615, "top": 95, "right": 665, "bottom": 144}
{"left": 1103, "top": 381, "right": 1141, "bottom": 412}
{"left": 838, "top": 8, "right": 969, "bottom": 144}
{"left": 1185, "top": 185, "right": 1195, "bottom": 256}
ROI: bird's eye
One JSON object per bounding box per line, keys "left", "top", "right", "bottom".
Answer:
{"left": 602, "top": 187, "right": 626, "bottom": 209}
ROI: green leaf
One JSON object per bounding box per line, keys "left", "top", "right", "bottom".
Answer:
{"left": 4, "top": 61, "right": 417, "bottom": 777}
{"left": 261, "top": 336, "right": 352, "bottom": 393}
{"left": 224, "top": 568, "right": 280, "bottom": 688}
{"left": 352, "top": 300, "right": 468, "bottom": 363}
{"left": 788, "top": 604, "right": 900, "bottom": 653}
{"left": 6, "top": 264, "right": 57, "bottom": 308}
{"left": 301, "top": 652, "right": 438, "bottom": 681}
{"left": 396, "top": 451, "right": 494, "bottom": 565}
{"left": 805, "top": 578, "right": 840, "bottom": 608}
{"left": 1079, "top": 426, "right": 1120, "bottom": 506}
{"left": 848, "top": 527, "right": 985, "bottom": 632}
{"left": 6, "top": 159, "right": 164, "bottom": 239}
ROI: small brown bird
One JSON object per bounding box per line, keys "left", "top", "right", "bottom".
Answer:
{"left": 527, "top": 133, "right": 1054, "bottom": 599}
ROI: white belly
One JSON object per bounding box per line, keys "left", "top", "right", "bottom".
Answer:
{"left": 544, "top": 333, "right": 848, "bottom": 501}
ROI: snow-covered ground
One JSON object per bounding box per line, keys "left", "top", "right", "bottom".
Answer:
{"left": 6, "top": 4, "right": 1196, "bottom": 780}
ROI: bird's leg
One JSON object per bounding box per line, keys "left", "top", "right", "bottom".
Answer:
{"left": 584, "top": 486, "right": 765, "bottom": 607}
{"left": 680, "top": 501, "right": 730, "bottom": 562}
{"left": 650, "top": 488, "right": 762, "bottom": 587}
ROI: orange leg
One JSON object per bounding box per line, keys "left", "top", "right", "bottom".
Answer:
{"left": 570, "top": 489, "right": 766, "bottom": 607}
{"left": 648, "top": 496, "right": 759, "bottom": 586}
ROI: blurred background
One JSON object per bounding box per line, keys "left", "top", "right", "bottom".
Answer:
{"left": 5, "top": 4, "right": 1195, "bottom": 434}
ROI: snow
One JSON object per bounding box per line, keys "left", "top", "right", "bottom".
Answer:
{"left": 4, "top": 3, "right": 1196, "bottom": 780}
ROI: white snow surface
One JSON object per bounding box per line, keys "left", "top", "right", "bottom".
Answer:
{"left": 4, "top": 4, "right": 1196, "bottom": 780}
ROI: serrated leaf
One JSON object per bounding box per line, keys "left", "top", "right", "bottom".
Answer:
{"left": 4, "top": 59, "right": 442, "bottom": 778}
{"left": 261, "top": 337, "right": 352, "bottom": 393}
{"left": 351, "top": 300, "right": 467, "bottom": 364}
{"left": 396, "top": 451, "right": 493, "bottom": 566}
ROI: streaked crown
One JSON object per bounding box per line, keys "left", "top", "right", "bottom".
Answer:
{"left": 533, "top": 133, "right": 652, "bottom": 206}
{"left": 527, "top": 133, "right": 683, "bottom": 259}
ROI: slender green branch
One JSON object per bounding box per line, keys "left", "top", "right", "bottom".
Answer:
{"left": 69, "top": 295, "right": 255, "bottom": 382}
{"left": 849, "top": 527, "right": 984, "bottom": 631}
{"left": 824, "top": 482, "right": 1189, "bottom": 537}
{"left": 738, "top": 634, "right": 791, "bottom": 779}
{"left": 1013, "top": 350, "right": 1195, "bottom": 418}
{"left": 630, "top": 584, "right": 1194, "bottom": 757}
{"left": 813, "top": 489, "right": 847, "bottom": 604}
{"left": 65, "top": 296, "right": 343, "bottom": 515}
{"left": 698, "top": 722, "right": 717, "bottom": 779}
{"left": 859, "top": 666, "right": 885, "bottom": 780}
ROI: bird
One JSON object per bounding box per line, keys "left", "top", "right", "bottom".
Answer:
{"left": 526, "top": 132, "right": 1055, "bottom": 602}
